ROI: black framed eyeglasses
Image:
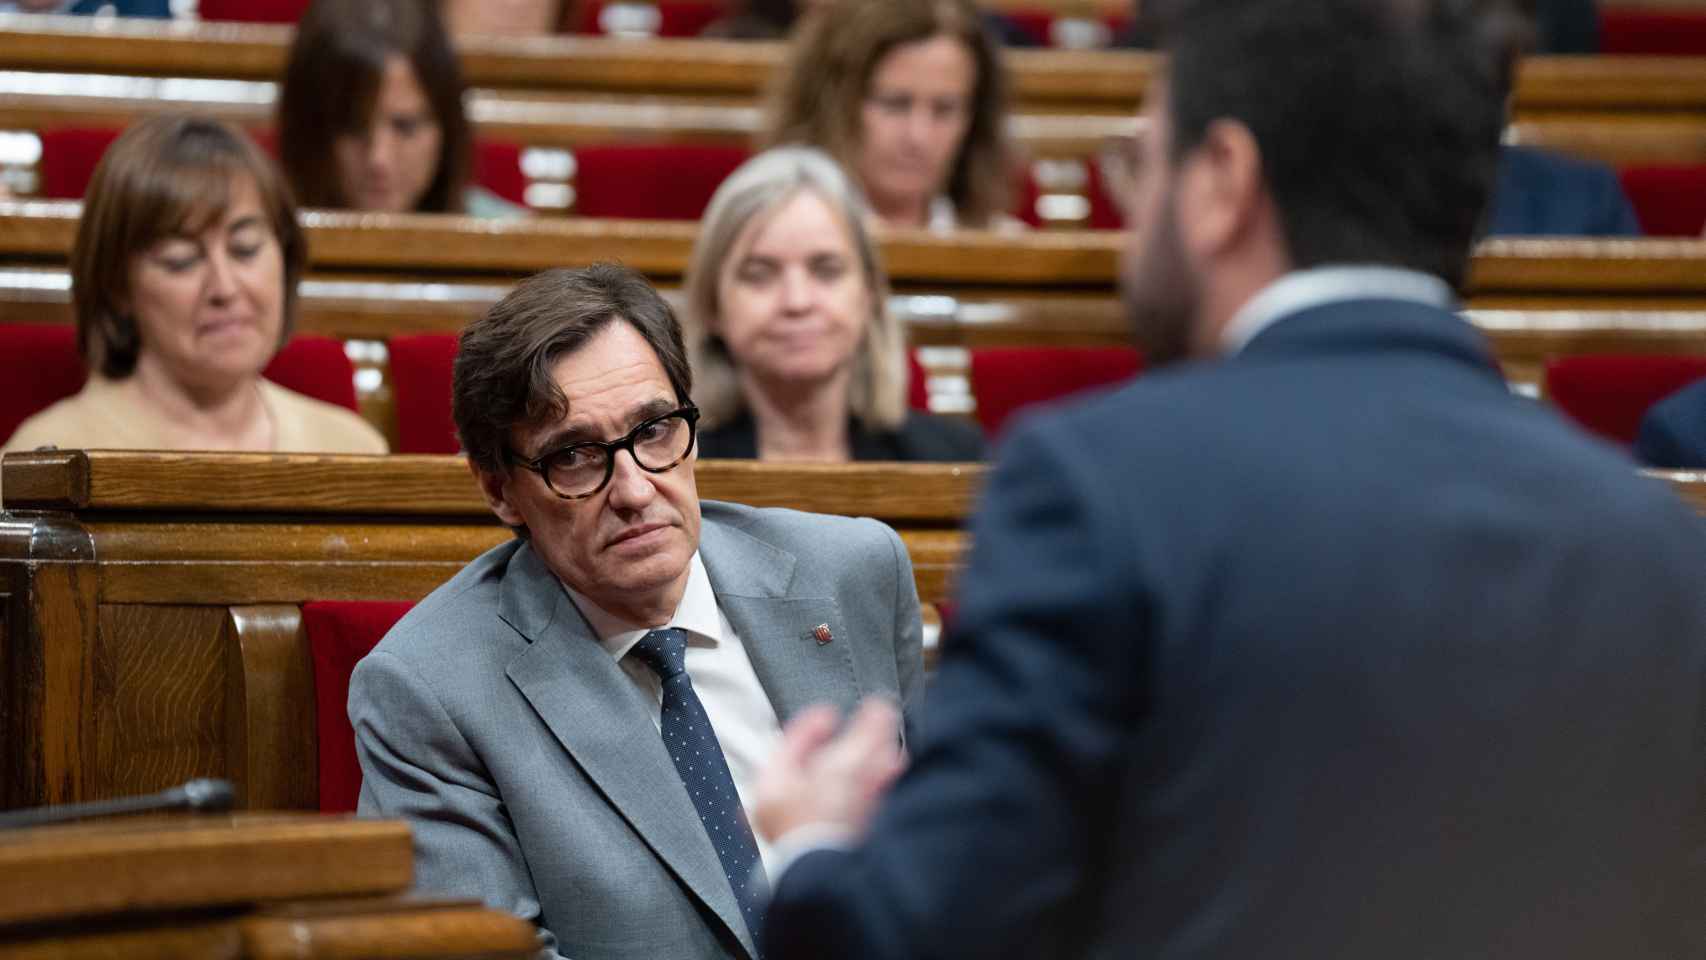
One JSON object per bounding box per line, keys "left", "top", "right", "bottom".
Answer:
{"left": 510, "top": 405, "right": 700, "bottom": 500}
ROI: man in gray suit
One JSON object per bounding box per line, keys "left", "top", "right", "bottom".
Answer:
{"left": 349, "top": 263, "right": 924, "bottom": 960}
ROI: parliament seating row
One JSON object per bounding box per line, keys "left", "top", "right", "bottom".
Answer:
{"left": 3, "top": 16, "right": 1703, "bottom": 119}
{"left": 2, "top": 450, "right": 1703, "bottom": 816}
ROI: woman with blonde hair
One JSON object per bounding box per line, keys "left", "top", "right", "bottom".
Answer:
{"left": 764, "top": 0, "right": 1016, "bottom": 231}
{"left": 5, "top": 115, "right": 387, "bottom": 455}
{"left": 684, "top": 146, "right": 984, "bottom": 462}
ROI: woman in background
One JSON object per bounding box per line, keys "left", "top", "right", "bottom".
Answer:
{"left": 277, "top": 0, "right": 524, "bottom": 218}
{"left": 764, "top": 0, "right": 1016, "bottom": 231}
{"left": 683, "top": 146, "right": 984, "bottom": 462}
{"left": 5, "top": 115, "right": 387, "bottom": 454}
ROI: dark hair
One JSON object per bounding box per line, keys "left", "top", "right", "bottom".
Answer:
{"left": 454, "top": 264, "right": 694, "bottom": 473}
{"left": 73, "top": 115, "right": 305, "bottom": 379}
{"left": 765, "top": 0, "right": 1013, "bottom": 227}
{"left": 277, "top": 0, "right": 471, "bottom": 213}
{"left": 1157, "top": 0, "right": 1520, "bottom": 288}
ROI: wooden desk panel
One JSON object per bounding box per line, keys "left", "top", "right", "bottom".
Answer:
{"left": 0, "top": 453, "right": 981, "bottom": 812}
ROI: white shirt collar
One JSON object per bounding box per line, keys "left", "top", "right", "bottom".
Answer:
{"left": 562, "top": 552, "right": 724, "bottom": 661}
{"left": 1220, "top": 265, "right": 1456, "bottom": 355}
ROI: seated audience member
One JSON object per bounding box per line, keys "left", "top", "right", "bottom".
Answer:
{"left": 4, "top": 116, "right": 385, "bottom": 454}
{"left": 0, "top": 0, "right": 168, "bottom": 15}
{"left": 1635, "top": 378, "right": 1706, "bottom": 468}
{"left": 1487, "top": 0, "right": 1639, "bottom": 236}
{"left": 349, "top": 263, "right": 925, "bottom": 960}
{"left": 441, "top": 0, "right": 559, "bottom": 36}
{"left": 277, "top": 0, "right": 525, "bottom": 218}
{"left": 765, "top": 0, "right": 1016, "bottom": 231}
{"left": 684, "top": 147, "right": 985, "bottom": 462}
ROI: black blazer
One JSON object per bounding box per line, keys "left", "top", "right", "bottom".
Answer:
{"left": 764, "top": 298, "right": 1706, "bottom": 960}
{"left": 696, "top": 412, "right": 986, "bottom": 462}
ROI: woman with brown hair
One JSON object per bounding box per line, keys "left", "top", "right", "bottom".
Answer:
{"left": 4, "top": 115, "right": 386, "bottom": 454}
{"left": 764, "top": 0, "right": 1016, "bottom": 231}
{"left": 276, "top": 0, "right": 523, "bottom": 218}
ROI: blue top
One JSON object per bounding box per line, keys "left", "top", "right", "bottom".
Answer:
{"left": 1487, "top": 146, "right": 1643, "bottom": 237}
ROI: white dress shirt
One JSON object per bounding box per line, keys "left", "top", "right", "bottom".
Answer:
{"left": 1220, "top": 265, "right": 1457, "bottom": 355}
{"left": 562, "top": 553, "right": 784, "bottom": 876}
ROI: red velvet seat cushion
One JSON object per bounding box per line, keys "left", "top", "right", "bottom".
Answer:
{"left": 907, "top": 351, "right": 929, "bottom": 412}
{"left": 1619, "top": 165, "right": 1706, "bottom": 237}
{"left": 0, "top": 324, "right": 86, "bottom": 446}
{"left": 473, "top": 140, "right": 529, "bottom": 208}
{"left": 573, "top": 144, "right": 751, "bottom": 220}
{"left": 303, "top": 600, "right": 416, "bottom": 814}
{"left": 390, "top": 334, "right": 461, "bottom": 454}
{"left": 1544, "top": 354, "right": 1706, "bottom": 445}
{"left": 1601, "top": 9, "right": 1706, "bottom": 55}
{"left": 197, "top": 0, "right": 311, "bottom": 23}
{"left": 969, "top": 346, "right": 1142, "bottom": 436}
{"left": 264, "top": 336, "right": 360, "bottom": 411}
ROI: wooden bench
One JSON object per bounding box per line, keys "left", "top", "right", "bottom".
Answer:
{"left": 3, "top": 451, "right": 1704, "bottom": 814}
{"left": 0, "top": 451, "right": 980, "bottom": 812}
{"left": 4, "top": 15, "right": 1705, "bottom": 117}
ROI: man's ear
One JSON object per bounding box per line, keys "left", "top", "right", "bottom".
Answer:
{"left": 1175, "top": 118, "right": 1266, "bottom": 261}
{"left": 471, "top": 461, "right": 526, "bottom": 528}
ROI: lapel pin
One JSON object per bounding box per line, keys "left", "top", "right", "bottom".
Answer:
{"left": 813, "top": 623, "right": 833, "bottom": 645}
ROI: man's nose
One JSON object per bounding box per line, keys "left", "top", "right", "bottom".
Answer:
{"left": 604, "top": 448, "right": 656, "bottom": 509}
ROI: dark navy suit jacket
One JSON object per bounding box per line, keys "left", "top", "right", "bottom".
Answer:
{"left": 1637, "top": 378, "right": 1706, "bottom": 468}
{"left": 1488, "top": 146, "right": 1642, "bottom": 237}
{"left": 763, "top": 298, "right": 1706, "bottom": 960}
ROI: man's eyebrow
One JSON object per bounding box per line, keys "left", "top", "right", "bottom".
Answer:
{"left": 531, "top": 398, "right": 678, "bottom": 453}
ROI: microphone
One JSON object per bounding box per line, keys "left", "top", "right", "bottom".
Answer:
{"left": 0, "top": 779, "right": 237, "bottom": 830}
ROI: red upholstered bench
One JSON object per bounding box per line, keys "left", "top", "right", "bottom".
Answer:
{"left": 39, "top": 127, "right": 528, "bottom": 209}
{"left": 389, "top": 334, "right": 462, "bottom": 454}
{"left": 968, "top": 346, "right": 1143, "bottom": 436}
{"left": 0, "top": 326, "right": 357, "bottom": 446}
{"left": 197, "top": 0, "right": 311, "bottom": 22}
{"left": 1602, "top": 8, "right": 1706, "bottom": 55}
{"left": 572, "top": 144, "right": 752, "bottom": 220}
{"left": 302, "top": 600, "right": 417, "bottom": 814}
{"left": 1544, "top": 354, "right": 1706, "bottom": 445}
{"left": 1620, "top": 166, "right": 1706, "bottom": 237}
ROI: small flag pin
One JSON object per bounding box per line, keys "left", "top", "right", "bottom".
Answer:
{"left": 813, "top": 623, "right": 833, "bottom": 645}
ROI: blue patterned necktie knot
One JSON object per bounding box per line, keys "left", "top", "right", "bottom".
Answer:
{"left": 631, "top": 627, "right": 767, "bottom": 954}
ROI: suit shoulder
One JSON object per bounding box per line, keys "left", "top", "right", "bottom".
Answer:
{"left": 365, "top": 539, "right": 521, "bottom": 665}
{"left": 703, "top": 500, "right": 896, "bottom": 553}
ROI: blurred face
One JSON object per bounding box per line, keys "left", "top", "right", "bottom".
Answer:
{"left": 856, "top": 33, "right": 976, "bottom": 221}
{"left": 442, "top": 0, "right": 558, "bottom": 36}
{"left": 126, "top": 175, "right": 285, "bottom": 390}
{"left": 1120, "top": 77, "right": 1201, "bottom": 368}
{"left": 715, "top": 189, "right": 872, "bottom": 388}
{"left": 333, "top": 55, "right": 443, "bottom": 212}
{"left": 478, "top": 322, "right": 702, "bottom": 624}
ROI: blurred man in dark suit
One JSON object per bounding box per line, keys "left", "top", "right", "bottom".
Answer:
{"left": 752, "top": 1, "right": 1706, "bottom": 958}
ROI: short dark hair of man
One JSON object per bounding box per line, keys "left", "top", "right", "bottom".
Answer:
{"left": 1156, "top": 0, "right": 1525, "bottom": 289}
{"left": 453, "top": 263, "right": 695, "bottom": 474}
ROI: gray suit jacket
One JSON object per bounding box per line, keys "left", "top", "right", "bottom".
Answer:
{"left": 350, "top": 501, "right": 925, "bottom": 960}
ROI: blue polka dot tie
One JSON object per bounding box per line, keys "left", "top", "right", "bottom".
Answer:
{"left": 631, "top": 628, "right": 768, "bottom": 950}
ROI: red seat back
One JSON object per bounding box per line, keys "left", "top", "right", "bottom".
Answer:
{"left": 264, "top": 336, "right": 360, "bottom": 411}
{"left": 907, "top": 350, "right": 929, "bottom": 412}
{"left": 1544, "top": 354, "right": 1706, "bottom": 445}
{"left": 302, "top": 600, "right": 416, "bottom": 813}
{"left": 473, "top": 140, "right": 529, "bottom": 208}
{"left": 198, "top": 0, "right": 311, "bottom": 23}
{"left": 1620, "top": 165, "right": 1706, "bottom": 237}
{"left": 389, "top": 334, "right": 462, "bottom": 454}
{"left": 37, "top": 128, "right": 122, "bottom": 200}
{"left": 969, "top": 346, "right": 1142, "bottom": 436}
{"left": 1601, "top": 9, "right": 1706, "bottom": 55}
{"left": 0, "top": 324, "right": 86, "bottom": 446}
{"left": 573, "top": 144, "right": 751, "bottom": 220}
